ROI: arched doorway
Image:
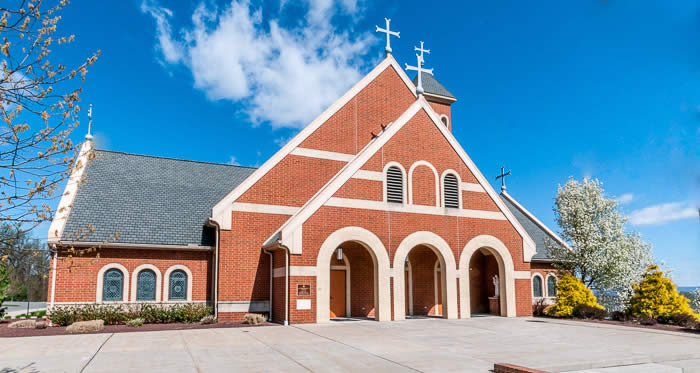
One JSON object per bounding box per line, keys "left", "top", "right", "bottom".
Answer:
{"left": 392, "top": 231, "right": 458, "bottom": 320}
{"left": 458, "top": 235, "right": 517, "bottom": 318}
{"left": 316, "top": 227, "right": 391, "bottom": 323}
{"left": 328, "top": 241, "right": 377, "bottom": 319}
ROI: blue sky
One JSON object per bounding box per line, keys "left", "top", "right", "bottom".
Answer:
{"left": 45, "top": 0, "right": 698, "bottom": 284}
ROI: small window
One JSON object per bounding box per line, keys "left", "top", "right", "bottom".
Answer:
{"left": 136, "top": 269, "right": 157, "bottom": 301}
{"left": 103, "top": 268, "right": 124, "bottom": 301}
{"left": 443, "top": 174, "right": 459, "bottom": 208}
{"left": 441, "top": 116, "right": 448, "bottom": 126}
{"left": 169, "top": 270, "right": 188, "bottom": 301}
{"left": 533, "top": 276, "right": 543, "bottom": 297}
{"left": 386, "top": 166, "right": 404, "bottom": 203}
{"left": 547, "top": 276, "right": 557, "bottom": 297}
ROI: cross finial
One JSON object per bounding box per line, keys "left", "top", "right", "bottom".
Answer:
{"left": 415, "top": 41, "right": 430, "bottom": 67}
{"left": 376, "top": 18, "right": 400, "bottom": 55}
{"left": 405, "top": 42, "right": 434, "bottom": 96}
{"left": 495, "top": 166, "right": 511, "bottom": 193}
{"left": 85, "top": 104, "right": 94, "bottom": 141}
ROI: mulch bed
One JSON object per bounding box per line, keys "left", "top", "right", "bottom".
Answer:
{"left": 0, "top": 319, "right": 277, "bottom": 338}
{"left": 546, "top": 317, "right": 700, "bottom": 335}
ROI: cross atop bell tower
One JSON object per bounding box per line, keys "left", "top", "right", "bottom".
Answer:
{"left": 375, "top": 18, "right": 400, "bottom": 56}
{"left": 405, "top": 42, "right": 434, "bottom": 96}
{"left": 85, "top": 104, "right": 94, "bottom": 142}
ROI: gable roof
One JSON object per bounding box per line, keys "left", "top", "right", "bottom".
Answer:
{"left": 267, "top": 97, "right": 537, "bottom": 260}
{"left": 412, "top": 72, "right": 456, "bottom": 100}
{"left": 212, "top": 55, "right": 418, "bottom": 230}
{"left": 499, "top": 191, "right": 571, "bottom": 261}
{"left": 57, "top": 149, "right": 255, "bottom": 248}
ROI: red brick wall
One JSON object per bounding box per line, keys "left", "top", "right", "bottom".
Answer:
{"left": 408, "top": 246, "right": 439, "bottom": 316}
{"left": 411, "top": 165, "right": 436, "bottom": 206}
{"left": 344, "top": 243, "right": 375, "bottom": 317}
{"left": 50, "top": 248, "right": 211, "bottom": 303}
{"left": 428, "top": 101, "right": 452, "bottom": 132}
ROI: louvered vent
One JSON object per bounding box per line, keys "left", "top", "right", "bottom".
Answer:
{"left": 386, "top": 166, "right": 404, "bottom": 203}
{"left": 444, "top": 174, "right": 459, "bottom": 208}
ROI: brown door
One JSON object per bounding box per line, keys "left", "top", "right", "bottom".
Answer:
{"left": 330, "top": 270, "right": 346, "bottom": 318}
{"left": 436, "top": 270, "right": 443, "bottom": 316}
{"left": 405, "top": 270, "right": 410, "bottom": 315}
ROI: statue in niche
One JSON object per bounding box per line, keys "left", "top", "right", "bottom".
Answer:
{"left": 492, "top": 274, "right": 500, "bottom": 298}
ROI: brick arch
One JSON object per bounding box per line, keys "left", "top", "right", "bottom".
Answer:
{"left": 392, "top": 231, "right": 458, "bottom": 320}
{"left": 458, "top": 235, "right": 516, "bottom": 317}
{"left": 316, "top": 226, "right": 391, "bottom": 323}
{"left": 408, "top": 161, "right": 439, "bottom": 206}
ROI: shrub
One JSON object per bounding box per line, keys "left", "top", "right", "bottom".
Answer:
{"left": 573, "top": 304, "right": 608, "bottom": 320}
{"left": 126, "top": 318, "right": 145, "bottom": 327}
{"left": 626, "top": 266, "right": 700, "bottom": 322}
{"left": 243, "top": 313, "right": 266, "bottom": 325}
{"left": 532, "top": 298, "right": 548, "bottom": 317}
{"left": 49, "top": 303, "right": 212, "bottom": 326}
{"left": 638, "top": 316, "right": 657, "bottom": 326}
{"left": 545, "top": 273, "right": 604, "bottom": 318}
{"left": 200, "top": 315, "right": 217, "bottom": 325}
{"left": 66, "top": 320, "right": 104, "bottom": 334}
{"left": 658, "top": 313, "right": 697, "bottom": 328}
{"left": 610, "top": 311, "right": 629, "bottom": 322}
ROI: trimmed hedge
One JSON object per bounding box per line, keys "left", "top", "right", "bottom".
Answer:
{"left": 49, "top": 303, "right": 212, "bottom": 326}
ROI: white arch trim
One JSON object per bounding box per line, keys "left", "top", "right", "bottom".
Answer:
{"left": 439, "top": 114, "right": 449, "bottom": 129}
{"left": 531, "top": 272, "right": 544, "bottom": 299}
{"left": 440, "top": 169, "right": 463, "bottom": 209}
{"left": 96, "top": 263, "right": 129, "bottom": 303}
{"left": 130, "top": 264, "right": 163, "bottom": 302}
{"left": 383, "top": 161, "right": 407, "bottom": 204}
{"left": 162, "top": 265, "right": 193, "bottom": 302}
{"left": 407, "top": 160, "right": 440, "bottom": 207}
{"left": 316, "top": 226, "right": 391, "bottom": 323}
{"left": 392, "top": 231, "right": 458, "bottom": 320}
{"left": 458, "top": 235, "right": 517, "bottom": 318}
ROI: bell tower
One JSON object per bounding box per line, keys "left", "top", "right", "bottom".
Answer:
{"left": 412, "top": 72, "right": 457, "bottom": 131}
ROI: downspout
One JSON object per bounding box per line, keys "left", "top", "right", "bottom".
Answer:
{"left": 262, "top": 248, "right": 273, "bottom": 322}
{"left": 48, "top": 245, "right": 58, "bottom": 326}
{"left": 262, "top": 239, "right": 291, "bottom": 326}
{"left": 206, "top": 218, "right": 220, "bottom": 318}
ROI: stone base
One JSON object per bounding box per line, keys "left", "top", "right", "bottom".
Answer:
{"left": 488, "top": 297, "right": 500, "bottom": 316}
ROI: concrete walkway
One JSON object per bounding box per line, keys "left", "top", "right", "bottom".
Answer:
{"left": 3, "top": 317, "right": 700, "bottom": 372}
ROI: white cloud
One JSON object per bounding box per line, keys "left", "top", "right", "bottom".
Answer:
{"left": 227, "top": 156, "right": 240, "bottom": 165}
{"left": 617, "top": 193, "right": 635, "bottom": 205}
{"left": 140, "top": 0, "right": 374, "bottom": 128}
{"left": 629, "top": 201, "right": 698, "bottom": 226}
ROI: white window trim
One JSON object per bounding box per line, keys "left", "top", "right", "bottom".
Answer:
{"left": 130, "top": 264, "right": 162, "bottom": 302}
{"left": 96, "top": 263, "right": 129, "bottom": 303}
{"left": 383, "top": 161, "right": 407, "bottom": 204}
{"left": 545, "top": 273, "right": 557, "bottom": 298}
{"left": 440, "top": 169, "right": 462, "bottom": 209}
{"left": 408, "top": 160, "right": 440, "bottom": 207}
{"left": 163, "top": 265, "right": 193, "bottom": 302}
{"left": 531, "top": 272, "right": 545, "bottom": 299}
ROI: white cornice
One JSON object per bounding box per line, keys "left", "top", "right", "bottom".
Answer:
{"left": 326, "top": 197, "right": 506, "bottom": 220}
{"left": 290, "top": 148, "right": 354, "bottom": 162}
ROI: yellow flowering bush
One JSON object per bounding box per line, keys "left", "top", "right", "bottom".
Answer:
{"left": 626, "top": 265, "right": 699, "bottom": 321}
{"left": 546, "top": 273, "right": 604, "bottom": 318}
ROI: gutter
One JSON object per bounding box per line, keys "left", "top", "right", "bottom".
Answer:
{"left": 205, "top": 218, "right": 220, "bottom": 318}
{"left": 49, "top": 240, "right": 214, "bottom": 252}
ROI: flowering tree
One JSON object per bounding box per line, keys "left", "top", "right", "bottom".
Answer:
{"left": 688, "top": 289, "right": 700, "bottom": 314}
{"left": 547, "top": 178, "right": 654, "bottom": 310}
{"left": 0, "top": 0, "right": 99, "bottom": 256}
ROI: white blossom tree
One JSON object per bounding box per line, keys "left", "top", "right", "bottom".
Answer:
{"left": 547, "top": 178, "right": 654, "bottom": 310}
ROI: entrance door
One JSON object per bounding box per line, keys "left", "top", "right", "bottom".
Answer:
{"left": 436, "top": 271, "right": 443, "bottom": 316}
{"left": 330, "top": 270, "right": 346, "bottom": 318}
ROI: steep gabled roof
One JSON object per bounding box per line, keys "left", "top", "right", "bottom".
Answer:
{"left": 412, "top": 72, "right": 456, "bottom": 100}
{"left": 57, "top": 149, "right": 255, "bottom": 248}
{"left": 267, "top": 97, "right": 537, "bottom": 260}
{"left": 499, "top": 191, "right": 571, "bottom": 261}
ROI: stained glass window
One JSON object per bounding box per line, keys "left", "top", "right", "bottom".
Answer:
{"left": 103, "top": 268, "right": 124, "bottom": 301}
{"left": 169, "top": 270, "right": 187, "bottom": 300}
{"left": 532, "top": 276, "right": 543, "bottom": 297}
{"left": 547, "top": 276, "right": 557, "bottom": 297}
{"left": 136, "top": 269, "right": 156, "bottom": 301}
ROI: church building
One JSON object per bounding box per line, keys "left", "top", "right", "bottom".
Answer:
{"left": 46, "top": 34, "right": 568, "bottom": 324}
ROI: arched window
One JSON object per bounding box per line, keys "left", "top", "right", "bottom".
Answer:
{"left": 532, "top": 275, "right": 543, "bottom": 298}
{"left": 386, "top": 166, "right": 404, "bottom": 203}
{"left": 443, "top": 173, "right": 459, "bottom": 208}
{"left": 168, "top": 270, "right": 188, "bottom": 301}
{"left": 136, "top": 269, "right": 157, "bottom": 301}
{"left": 441, "top": 117, "right": 448, "bottom": 126}
{"left": 547, "top": 275, "right": 557, "bottom": 297}
{"left": 103, "top": 268, "right": 124, "bottom": 302}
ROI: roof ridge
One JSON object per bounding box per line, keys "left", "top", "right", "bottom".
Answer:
{"left": 94, "top": 149, "right": 259, "bottom": 170}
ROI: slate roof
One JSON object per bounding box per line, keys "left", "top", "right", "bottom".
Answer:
{"left": 61, "top": 150, "right": 256, "bottom": 248}
{"left": 412, "top": 72, "right": 456, "bottom": 99}
{"left": 499, "top": 193, "right": 566, "bottom": 261}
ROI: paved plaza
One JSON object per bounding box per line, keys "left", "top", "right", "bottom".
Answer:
{"left": 3, "top": 317, "right": 700, "bottom": 372}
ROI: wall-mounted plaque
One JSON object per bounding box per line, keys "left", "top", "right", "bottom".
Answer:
{"left": 297, "top": 284, "right": 311, "bottom": 296}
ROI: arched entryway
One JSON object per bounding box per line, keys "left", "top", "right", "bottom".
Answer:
{"left": 316, "top": 227, "right": 391, "bottom": 323}
{"left": 458, "top": 235, "right": 517, "bottom": 317}
{"left": 393, "top": 231, "right": 458, "bottom": 320}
